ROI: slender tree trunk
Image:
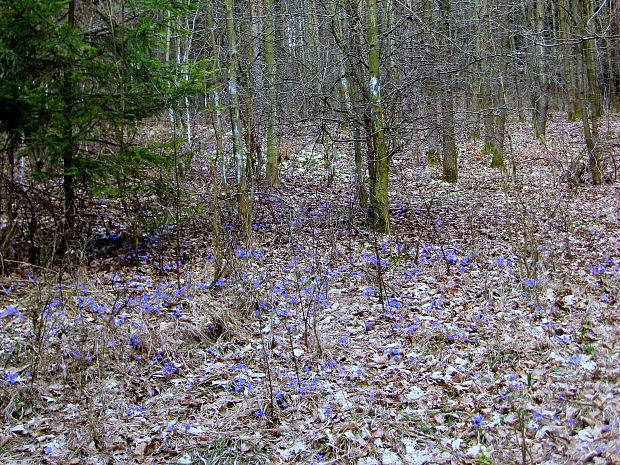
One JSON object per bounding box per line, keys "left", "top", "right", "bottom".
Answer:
{"left": 224, "top": 0, "right": 252, "bottom": 243}
{"left": 424, "top": 83, "right": 441, "bottom": 163}
{"left": 437, "top": 0, "right": 458, "bottom": 183}
{"left": 206, "top": 1, "right": 226, "bottom": 184}
{"left": 385, "top": 0, "right": 401, "bottom": 138}
{"left": 578, "top": 0, "right": 602, "bottom": 183}
{"left": 165, "top": 10, "right": 175, "bottom": 128}
{"left": 479, "top": 0, "right": 506, "bottom": 169}
{"left": 366, "top": 0, "right": 391, "bottom": 234}
{"left": 206, "top": 0, "right": 225, "bottom": 278}
{"left": 62, "top": 0, "right": 77, "bottom": 243}
{"left": 481, "top": 80, "right": 496, "bottom": 155}
{"left": 532, "top": 0, "right": 549, "bottom": 140}
{"left": 334, "top": 1, "right": 368, "bottom": 209}
{"left": 264, "top": 0, "right": 279, "bottom": 185}
{"left": 441, "top": 92, "right": 458, "bottom": 183}
{"left": 181, "top": 7, "right": 200, "bottom": 147}
{"left": 492, "top": 96, "right": 507, "bottom": 168}
{"left": 509, "top": 34, "right": 527, "bottom": 122}
{"left": 242, "top": 0, "right": 261, "bottom": 177}
{"left": 561, "top": 0, "right": 579, "bottom": 121}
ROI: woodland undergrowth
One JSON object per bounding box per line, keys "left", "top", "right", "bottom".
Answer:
{"left": 0, "top": 118, "right": 619, "bottom": 465}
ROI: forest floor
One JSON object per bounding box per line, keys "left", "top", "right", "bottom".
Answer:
{"left": 1, "top": 117, "right": 619, "bottom": 465}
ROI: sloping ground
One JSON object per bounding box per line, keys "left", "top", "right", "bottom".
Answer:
{"left": 0, "top": 118, "right": 619, "bottom": 465}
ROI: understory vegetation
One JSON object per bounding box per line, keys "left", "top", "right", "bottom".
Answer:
{"left": 1, "top": 0, "right": 620, "bottom": 464}
{"left": 1, "top": 117, "right": 619, "bottom": 465}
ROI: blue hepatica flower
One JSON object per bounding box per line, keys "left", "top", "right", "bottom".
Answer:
{"left": 507, "top": 374, "right": 523, "bottom": 390}
{"left": 1, "top": 305, "right": 20, "bottom": 318}
{"left": 430, "top": 298, "right": 443, "bottom": 309}
{"left": 386, "top": 298, "right": 401, "bottom": 308}
{"left": 234, "top": 378, "right": 253, "bottom": 392}
{"left": 444, "top": 249, "right": 458, "bottom": 264}
{"left": 473, "top": 414, "right": 483, "bottom": 427}
{"left": 404, "top": 268, "right": 420, "bottom": 280}
{"left": 162, "top": 362, "right": 177, "bottom": 375}
{"left": 4, "top": 373, "right": 20, "bottom": 385}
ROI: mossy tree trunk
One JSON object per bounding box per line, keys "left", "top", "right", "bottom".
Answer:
{"left": 437, "top": 0, "right": 458, "bottom": 183}
{"left": 479, "top": 0, "right": 507, "bottom": 169}
{"left": 366, "top": 0, "right": 391, "bottom": 234}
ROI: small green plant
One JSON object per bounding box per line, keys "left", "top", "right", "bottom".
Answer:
{"left": 196, "top": 438, "right": 270, "bottom": 465}
{"left": 475, "top": 453, "right": 494, "bottom": 464}
{"left": 426, "top": 149, "right": 441, "bottom": 166}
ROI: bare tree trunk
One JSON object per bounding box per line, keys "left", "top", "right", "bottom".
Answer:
{"left": 437, "top": 0, "right": 458, "bottom": 183}
{"left": 366, "top": 0, "right": 391, "bottom": 234}
{"left": 264, "top": 0, "right": 279, "bottom": 185}
{"left": 561, "top": 0, "right": 580, "bottom": 121}
{"left": 334, "top": 1, "right": 368, "bottom": 209}
{"left": 62, "top": 0, "right": 77, "bottom": 246}
{"left": 206, "top": 0, "right": 225, "bottom": 279}
{"left": 206, "top": 1, "right": 226, "bottom": 184}
{"left": 532, "top": 0, "right": 549, "bottom": 140}
{"left": 224, "top": 0, "right": 252, "bottom": 244}
{"left": 578, "top": 0, "right": 602, "bottom": 183}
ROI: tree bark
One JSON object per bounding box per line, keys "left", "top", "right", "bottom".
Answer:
{"left": 578, "top": 0, "right": 602, "bottom": 184}
{"left": 366, "top": 0, "right": 391, "bottom": 234}
{"left": 532, "top": 0, "right": 549, "bottom": 140}
{"left": 224, "top": 0, "right": 252, "bottom": 243}
{"left": 62, "top": 0, "right": 77, "bottom": 244}
{"left": 437, "top": 0, "right": 458, "bottom": 183}
{"left": 264, "top": 0, "right": 279, "bottom": 185}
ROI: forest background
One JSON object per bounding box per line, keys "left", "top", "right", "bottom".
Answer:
{"left": 0, "top": 0, "right": 619, "bottom": 464}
